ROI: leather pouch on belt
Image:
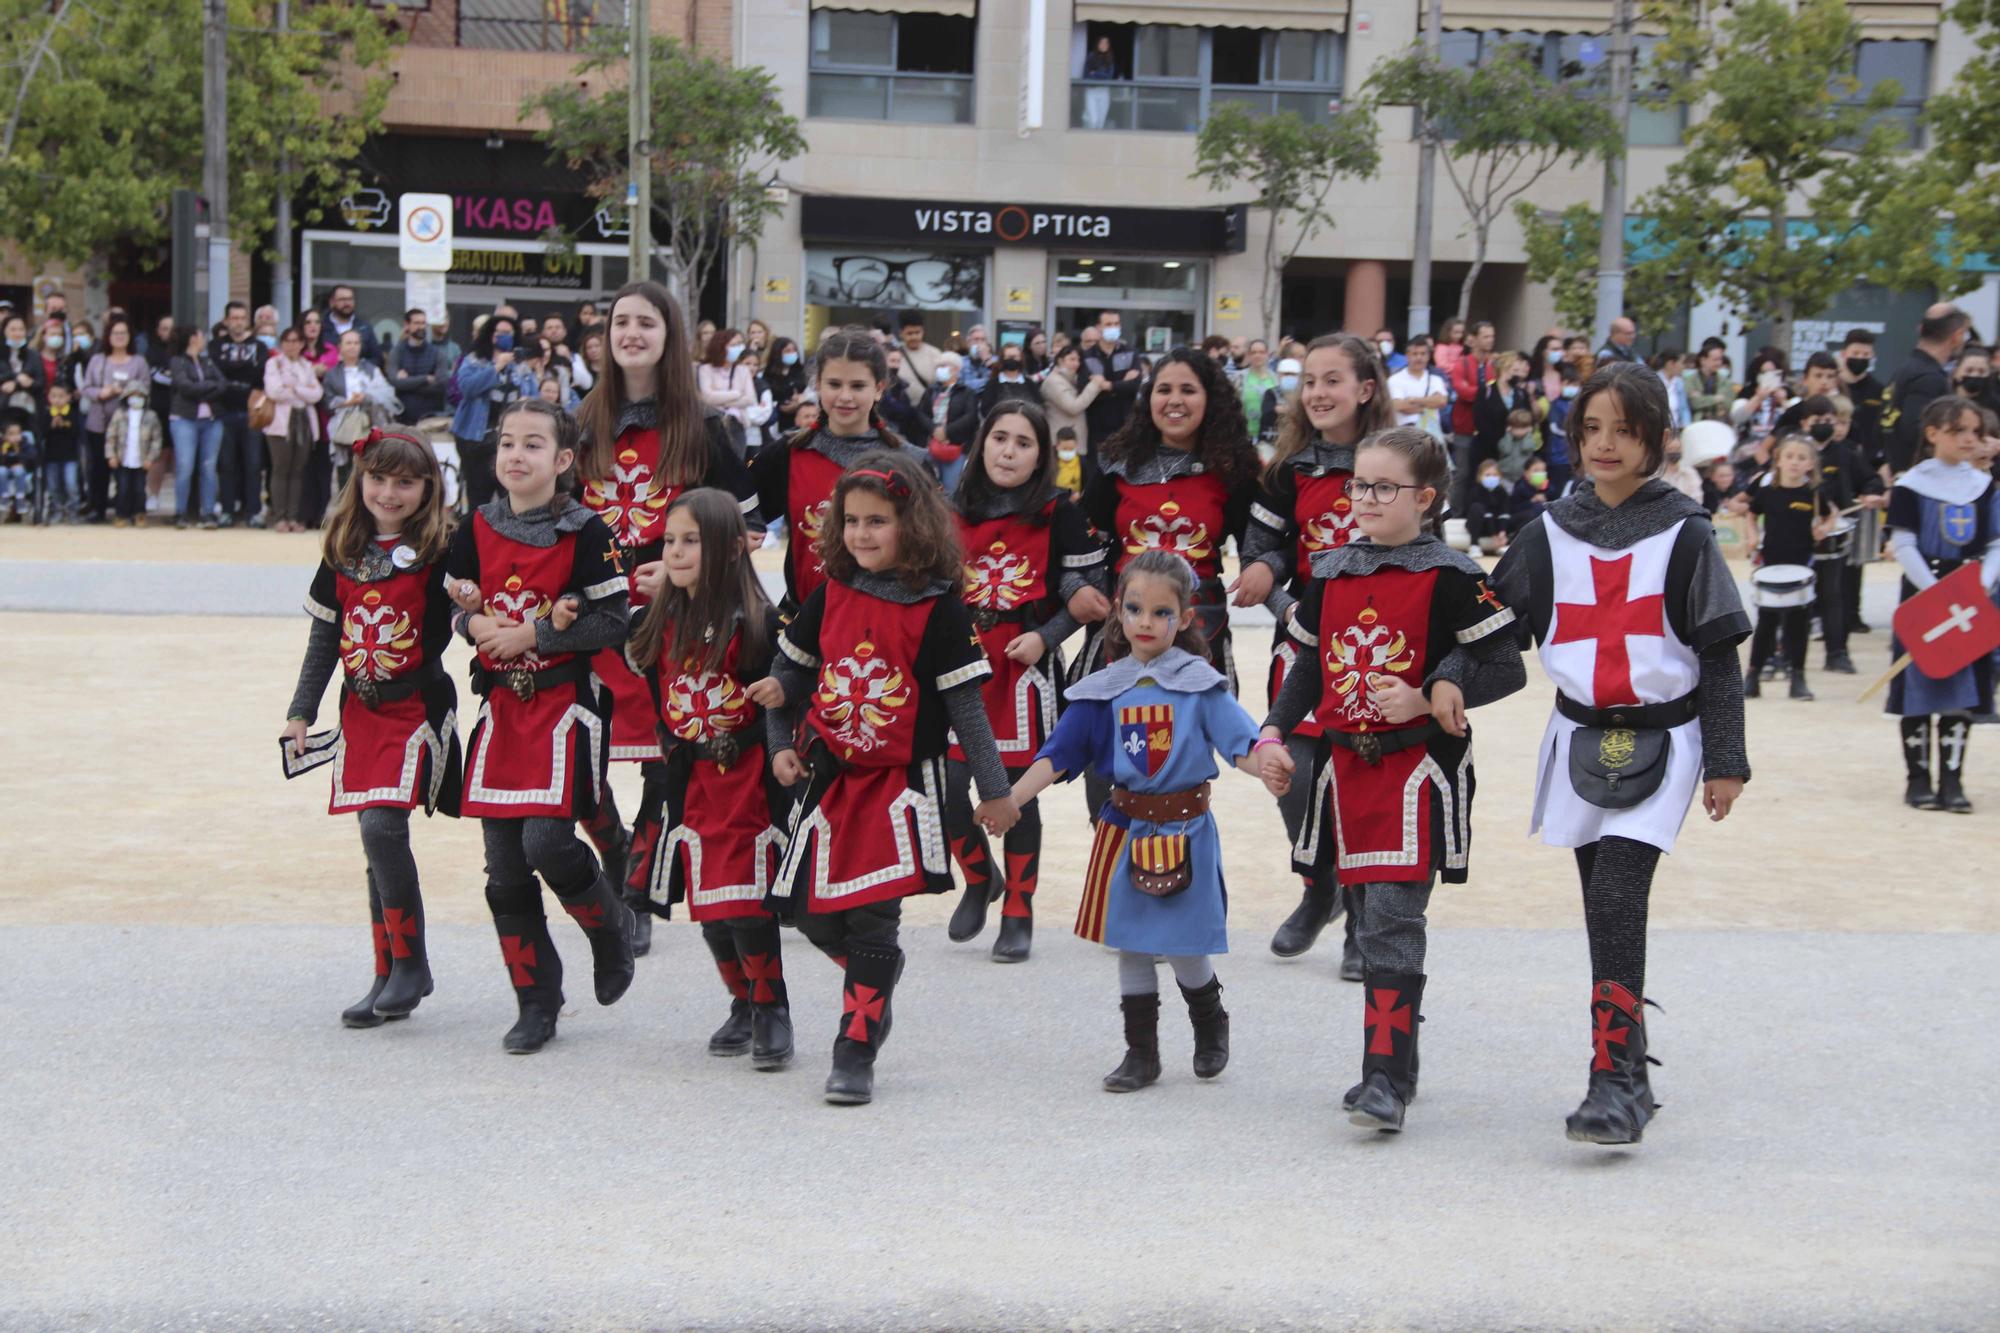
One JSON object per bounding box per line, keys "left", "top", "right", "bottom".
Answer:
{"left": 1566, "top": 726, "right": 1670, "bottom": 810}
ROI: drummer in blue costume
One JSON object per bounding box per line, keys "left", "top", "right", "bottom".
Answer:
{"left": 1886, "top": 395, "right": 2000, "bottom": 813}
{"left": 1011, "top": 550, "right": 1266, "bottom": 1095}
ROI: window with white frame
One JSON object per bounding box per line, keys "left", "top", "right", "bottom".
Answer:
{"left": 1071, "top": 24, "right": 1344, "bottom": 133}
{"left": 808, "top": 9, "right": 977, "bottom": 125}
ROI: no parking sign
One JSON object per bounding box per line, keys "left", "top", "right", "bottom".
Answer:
{"left": 398, "top": 193, "right": 453, "bottom": 271}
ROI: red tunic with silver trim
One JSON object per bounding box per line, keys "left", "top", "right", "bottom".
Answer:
{"left": 1290, "top": 561, "right": 1506, "bottom": 886}
{"left": 773, "top": 579, "right": 990, "bottom": 911}
{"left": 784, "top": 448, "right": 846, "bottom": 605}
{"left": 948, "top": 496, "right": 1090, "bottom": 767}
{"left": 1264, "top": 465, "right": 1358, "bottom": 739}
{"left": 651, "top": 619, "right": 784, "bottom": 921}
{"left": 1113, "top": 474, "right": 1230, "bottom": 582}
{"left": 307, "top": 548, "right": 460, "bottom": 815}
{"left": 453, "top": 510, "right": 622, "bottom": 819}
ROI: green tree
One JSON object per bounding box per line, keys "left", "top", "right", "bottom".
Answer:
{"left": 1628, "top": 0, "right": 1906, "bottom": 354}
{"left": 1514, "top": 201, "right": 1698, "bottom": 338}
{"left": 1190, "top": 101, "right": 1380, "bottom": 342}
{"left": 0, "top": 0, "right": 397, "bottom": 269}
{"left": 528, "top": 33, "right": 806, "bottom": 307}
{"left": 1847, "top": 0, "right": 2000, "bottom": 295}
{"left": 1362, "top": 41, "right": 1622, "bottom": 323}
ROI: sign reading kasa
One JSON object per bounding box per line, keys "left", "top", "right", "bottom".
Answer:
{"left": 913, "top": 205, "right": 1111, "bottom": 242}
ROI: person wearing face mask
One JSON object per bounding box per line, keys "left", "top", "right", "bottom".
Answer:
{"left": 1255, "top": 356, "right": 1302, "bottom": 448}
{"left": 1951, "top": 344, "right": 2000, "bottom": 420}
{"left": 1884, "top": 304, "right": 1972, "bottom": 475}
{"left": 1374, "top": 328, "right": 1406, "bottom": 373}
{"left": 918, "top": 350, "right": 979, "bottom": 489}
{"left": 0, "top": 314, "right": 49, "bottom": 428}
{"left": 1237, "top": 339, "right": 1279, "bottom": 441}
{"left": 1657, "top": 426, "right": 1704, "bottom": 503}
{"left": 958, "top": 325, "right": 995, "bottom": 395}
{"left": 449, "top": 314, "right": 539, "bottom": 510}
{"left": 764, "top": 336, "right": 808, "bottom": 433}
{"left": 212, "top": 300, "right": 270, "bottom": 527}
{"left": 696, "top": 326, "right": 758, "bottom": 455}
{"left": 1081, "top": 310, "right": 1143, "bottom": 444}
{"left": 977, "top": 343, "right": 1039, "bottom": 420}
{"left": 1836, "top": 328, "right": 1885, "bottom": 469}
{"left": 1039, "top": 343, "right": 1109, "bottom": 456}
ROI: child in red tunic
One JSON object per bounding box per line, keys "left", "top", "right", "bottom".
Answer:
{"left": 283, "top": 429, "right": 462, "bottom": 1029}
{"left": 750, "top": 450, "right": 1019, "bottom": 1105}
{"left": 628, "top": 488, "right": 795, "bottom": 1069}
{"left": 943, "top": 401, "right": 1106, "bottom": 962}
{"left": 1258, "top": 427, "right": 1526, "bottom": 1134}
{"left": 572, "top": 280, "right": 763, "bottom": 955}
{"left": 444, "top": 400, "right": 636, "bottom": 1054}
{"left": 1237, "top": 333, "right": 1397, "bottom": 975}
{"left": 752, "top": 326, "right": 929, "bottom": 614}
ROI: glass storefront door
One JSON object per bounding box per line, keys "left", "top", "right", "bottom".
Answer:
{"left": 1050, "top": 256, "right": 1205, "bottom": 353}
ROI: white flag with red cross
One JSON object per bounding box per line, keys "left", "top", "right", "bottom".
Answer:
{"left": 1894, "top": 564, "right": 2000, "bottom": 679}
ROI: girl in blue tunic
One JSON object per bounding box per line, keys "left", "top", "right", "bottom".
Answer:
{"left": 1887, "top": 395, "right": 2000, "bottom": 812}
{"left": 1011, "top": 550, "right": 1266, "bottom": 1093}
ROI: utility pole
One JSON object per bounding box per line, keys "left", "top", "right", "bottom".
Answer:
{"left": 202, "top": 0, "right": 231, "bottom": 327}
{"left": 1593, "top": 0, "right": 1634, "bottom": 346}
{"left": 272, "top": 0, "right": 294, "bottom": 325}
{"left": 1406, "top": 0, "right": 1442, "bottom": 340}
{"left": 628, "top": 0, "right": 653, "bottom": 288}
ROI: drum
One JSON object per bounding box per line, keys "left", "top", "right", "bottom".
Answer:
{"left": 1752, "top": 563, "right": 1817, "bottom": 608}
{"left": 1814, "top": 515, "right": 1856, "bottom": 559}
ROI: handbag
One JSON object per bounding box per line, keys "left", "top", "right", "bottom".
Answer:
{"left": 330, "top": 408, "right": 369, "bottom": 447}
{"left": 247, "top": 389, "right": 275, "bottom": 432}
{"left": 1126, "top": 832, "right": 1192, "bottom": 897}
{"left": 1566, "top": 726, "right": 1672, "bottom": 810}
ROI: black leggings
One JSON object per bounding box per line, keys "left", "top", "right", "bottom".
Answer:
{"left": 943, "top": 758, "right": 1040, "bottom": 884}
{"left": 1750, "top": 605, "right": 1808, "bottom": 672}
{"left": 480, "top": 816, "right": 599, "bottom": 913}
{"left": 794, "top": 897, "right": 902, "bottom": 958}
{"left": 458, "top": 435, "right": 498, "bottom": 512}
{"left": 1574, "top": 836, "right": 1662, "bottom": 996}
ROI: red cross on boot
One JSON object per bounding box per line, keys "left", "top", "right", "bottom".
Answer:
{"left": 1566, "top": 979, "right": 1658, "bottom": 1146}
{"left": 1350, "top": 972, "right": 1425, "bottom": 1133}
{"left": 946, "top": 831, "right": 1000, "bottom": 944}
{"left": 742, "top": 952, "right": 785, "bottom": 1005}
{"left": 826, "top": 943, "right": 904, "bottom": 1105}
{"left": 992, "top": 849, "right": 1038, "bottom": 963}
{"left": 491, "top": 912, "right": 564, "bottom": 1054}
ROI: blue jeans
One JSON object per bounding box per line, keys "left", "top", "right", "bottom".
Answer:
{"left": 0, "top": 462, "right": 25, "bottom": 502}
{"left": 933, "top": 454, "right": 965, "bottom": 492}
{"left": 42, "top": 459, "right": 78, "bottom": 510}
{"left": 170, "top": 416, "right": 223, "bottom": 520}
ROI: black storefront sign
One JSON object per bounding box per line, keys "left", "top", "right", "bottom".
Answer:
{"left": 802, "top": 195, "right": 1246, "bottom": 254}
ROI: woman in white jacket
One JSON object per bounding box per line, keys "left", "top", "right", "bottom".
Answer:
{"left": 323, "top": 329, "right": 399, "bottom": 490}
{"left": 1038, "top": 343, "right": 1108, "bottom": 454}
{"left": 262, "top": 326, "right": 325, "bottom": 532}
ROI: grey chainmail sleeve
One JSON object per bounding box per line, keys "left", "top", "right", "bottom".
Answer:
{"left": 286, "top": 616, "right": 341, "bottom": 723}
{"left": 1262, "top": 637, "right": 1325, "bottom": 735}
{"left": 943, "top": 683, "right": 1012, "bottom": 801}
{"left": 1697, "top": 645, "right": 1751, "bottom": 782}
{"left": 535, "top": 591, "right": 630, "bottom": 658}
{"left": 1424, "top": 633, "right": 1527, "bottom": 710}
{"left": 763, "top": 657, "right": 814, "bottom": 754}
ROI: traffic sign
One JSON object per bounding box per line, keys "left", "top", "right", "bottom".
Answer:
{"left": 399, "top": 192, "right": 454, "bottom": 272}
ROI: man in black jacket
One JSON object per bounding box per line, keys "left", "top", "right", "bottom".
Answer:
{"left": 323, "top": 285, "right": 383, "bottom": 369}
{"left": 212, "top": 301, "right": 268, "bottom": 527}
{"left": 1883, "top": 303, "right": 1970, "bottom": 475}
{"left": 389, "top": 308, "right": 446, "bottom": 423}
{"left": 1837, "top": 328, "right": 1887, "bottom": 468}
{"left": 1080, "top": 310, "right": 1143, "bottom": 446}
{"left": 976, "top": 345, "right": 1039, "bottom": 421}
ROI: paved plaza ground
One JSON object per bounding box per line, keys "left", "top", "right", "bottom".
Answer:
{"left": 2, "top": 526, "right": 1994, "bottom": 1330}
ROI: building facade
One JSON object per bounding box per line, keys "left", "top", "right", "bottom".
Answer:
{"left": 731, "top": 0, "right": 1995, "bottom": 370}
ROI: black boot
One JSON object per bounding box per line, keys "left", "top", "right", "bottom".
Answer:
{"left": 557, "top": 872, "right": 636, "bottom": 1005}
{"left": 736, "top": 921, "right": 794, "bottom": 1071}
{"left": 1743, "top": 664, "right": 1762, "bottom": 698}
{"left": 372, "top": 877, "right": 432, "bottom": 1019}
{"left": 1565, "top": 980, "right": 1658, "bottom": 1145}
{"left": 1825, "top": 651, "right": 1856, "bottom": 674}
{"left": 1179, "top": 974, "right": 1229, "bottom": 1079}
{"left": 702, "top": 924, "right": 753, "bottom": 1056}
{"left": 825, "top": 942, "right": 901, "bottom": 1105}
{"left": 1103, "top": 993, "right": 1162, "bottom": 1092}
{"left": 1269, "top": 876, "right": 1336, "bottom": 958}
{"left": 493, "top": 912, "right": 563, "bottom": 1054}
{"left": 946, "top": 831, "right": 999, "bottom": 943}
{"left": 1936, "top": 716, "right": 1974, "bottom": 813}
{"left": 1339, "top": 889, "right": 1364, "bottom": 982}
{"left": 1903, "top": 717, "right": 1936, "bottom": 808}
{"left": 991, "top": 845, "right": 1037, "bottom": 963}
{"left": 341, "top": 872, "right": 398, "bottom": 1029}
{"left": 1788, "top": 667, "right": 1815, "bottom": 701}
{"left": 1349, "top": 973, "right": 1424, "bottom": 1132}
{"left": 624, "top": 799, "right": 665, "bottom": 958}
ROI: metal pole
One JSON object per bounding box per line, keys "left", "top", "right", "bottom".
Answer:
{"left": 203, "top": 0, "right": 231, "bottom": 327}
{"left": 1593, "top": 0, "right": 1634, "bottom": 346}
{"left": 628, "top": 0, "right": 652, "bottom": 287}
{"left": 1406, "top": 0, "right": 1442, "bottom": 340}
{"left": 272, "top": 0, "right": 294, "bottom": 326}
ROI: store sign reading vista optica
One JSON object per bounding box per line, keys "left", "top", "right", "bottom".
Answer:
{"left": 802, "top": 195, "right": 1245, "bottom": 254}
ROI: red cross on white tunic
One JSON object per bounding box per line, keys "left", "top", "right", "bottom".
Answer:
{"left": 1550, "top": 554, "right": 1664, "bottom": 707}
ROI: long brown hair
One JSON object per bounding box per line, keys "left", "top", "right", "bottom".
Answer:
{"left": 817, "top": 449, "right": 961, "bottom": 590}
{"left": 574, "top": 281, "right": 709, "bottom": 488}
{"left": 320, "top": 430, "right": 453, "bottom": 570}
{"left": 1267, "top": 333, "right": 1394, "bottom": 478}
{"left": 630, "top": 488, "right": 773, "bottom": 676}
{"left": 1103, "top": 549, "right": 1208, "bottom": 660}
{"left": 952, "top": 400, "right": 1058, "bottom": 521}
{"left": 1098, "top": 347, "right": 1258, "bottom": 490}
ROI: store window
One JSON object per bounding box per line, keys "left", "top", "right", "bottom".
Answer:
{"left": 1051, "top": 257, "right": 1203, "bottom": 351}
{"left": 808, "top": 10, "right": 976, "bottom": 124}
{"left": 1847, "top": 39, "right": 1930, "bottom": 149}
{"left": 457, "top": 0, "right": 622, "bottom": 51}
{"left": 1071, "top": 24, "right": 1344, "bottom": 133}
{"left": 803, "top": 247, "right": 987, "bottom": 343}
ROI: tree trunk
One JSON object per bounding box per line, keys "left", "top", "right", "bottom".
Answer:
{"left": 1768, "top": 199, "right": 1792, "bottom": 364}
{"left": 1456, "top": 224, "right": 1491, "bottom": 324}
{"left": 1260, "top": 203, "right": 1281, "bottom": 346}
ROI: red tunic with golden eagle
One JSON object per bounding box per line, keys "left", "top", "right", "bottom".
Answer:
{"left": 1244, "top": 440, "right": 1359, "bottom": 739}
{"left": 304, "top": 539, "right": 462, "bottom": 815}
{"left": 578, "top": 415, "right": 761, "bottom": 762}
{"left": 448, "top": 506, "right": 627, "bottom": 820}
{"left": 1279, "top": 542, "right": 1518, "bottom": 887}
{"left": 1077, "top": 453, "right": 1252, "bottom": 685}
{"left": 642, "top": 611, "right": 789, "bottom": 922}
{"left": 949, "top": 494, "right": 1097, "bottom": 768}
{"left": 768, "top": 577, "right": 991, "bottom": 913}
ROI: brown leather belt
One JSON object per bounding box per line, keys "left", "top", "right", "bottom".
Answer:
{"left": 1110, "top": 782, "right": 1211, "bottom": 823}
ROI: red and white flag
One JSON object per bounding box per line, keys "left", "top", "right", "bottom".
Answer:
{"left": 1893, "top": 563, "right": 2000, "bottom": 679}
